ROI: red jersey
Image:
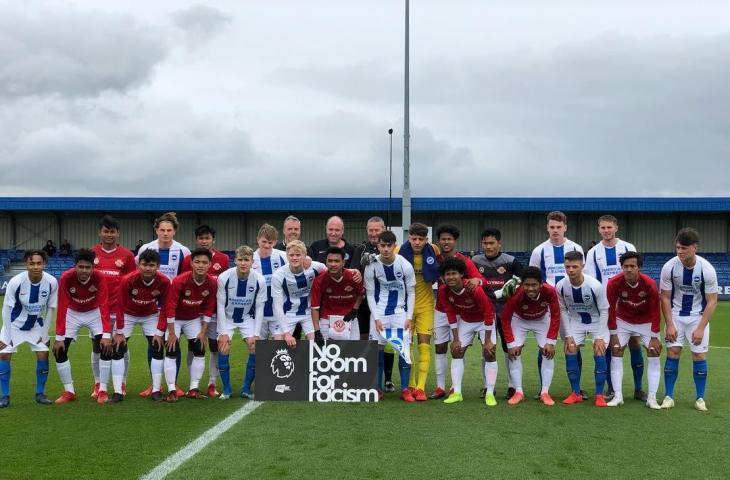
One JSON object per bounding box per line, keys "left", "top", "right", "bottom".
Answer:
{"left": 435, "top": 253, "right": 482, "bottom": 312}
{"left": 180, "top": 249, "right": 230, "bottom": 280}
{"left": 117, "top": 271, "right": 171, "bottom": 330}
{"left": 310, "top": 270, "right": 365, "bottom": 319}
{"left": 606, "top": 272, "right": 660, "bottom": 333}
{"left": 161, "top": 272, "right": 217, "bottom": 331}
{"left": 91, "top": 244, "right": 136, "bottom": 312}
{"left": 501, "top": 284, "right": 561, "bottom": 344}
{"left": 437, "top": 281, "right": 495, "bottom": 325}
{"left": 56, "top": 268, "right": 111, "bottom": 338}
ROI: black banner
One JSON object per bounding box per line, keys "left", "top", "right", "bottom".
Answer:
{"left": 255, "top": 340, "right": 379, "bottom": 402}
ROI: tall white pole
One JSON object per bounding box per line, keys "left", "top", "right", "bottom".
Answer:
{"left": 402, "top": 0, "right": 411, "bottom": 230}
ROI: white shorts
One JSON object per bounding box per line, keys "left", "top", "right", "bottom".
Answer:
{"left": 64, "top": 308, "right": 104, "bottom": 340}
{"left": 0, "top": 325, "right": 49, "bottom": 353}
{"left": 478, "top": 324, "right": 498, "bottom": 345}
{"left": 320, "top": 316, "right": 360, "bottom": 341}
{"left": 614, "top": 318, "right": 656, "bottom": 349}
{"left": 284, "top": 315, "right": 314, "bottom": 336}
{"left": 566, "top": 322, "right": 609, "bottom": 346}
{"left": 121, "top": 314, "right": 159, "bottom": 338}
{"left": 506, "top": 314, "right": 554, "bottom": 349}
{"left": 666, "top": 314, "right": 709, "bottom": 354}
{"left": 373, "top": 312, "right": 407, "bottom": 346}
{"left": 259, "top": 316, "right": 282, "bottom": 338}
{"left": 220, "top": 317, "right": 257, "bottom": 340}
{"left": 452, "top": 319, "right": 485, "bottom": 347}
{"left": 434, "top": 310, "right": 452, "bottom": 345}
{"left": 167, "top": 320, "right": 203, "bottom": 341}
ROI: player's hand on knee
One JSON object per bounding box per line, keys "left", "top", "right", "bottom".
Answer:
{"left": 113, "top": 334, "right": 126, "bottom": 349}
{"left": 152, "top": 335, "right": 163, "bottom": 349}
{"left": 100, "top": 337, "right": 112, "bottom": 354}
{"left": 691, "top": 328, "right": 703, "bottom": 345}
{"left": 165, "top": 333, "right": 178, "bottom": 351}
{"left": 52, "top": 340, "right": 66, "bottom": 355}
{"left": 450, "top": 339, "right": 462, "bottom": 357}
{"left": 218, "top": 335, "right": 230, "bottom": 354}
{"left": 0, "top": 341, "right": 6, "bottom": 351}
{"left": 483, "top": 338, "right": 496, "bottom": 360}
{"left": 648, "top": 337, "right": 662, "bottom": 356}
{"left": 542, "top": 344, "right": 555, "bottom": 360}
{"left": 507, "top": 346, "right": 521, "bottom": 360}
{"left": 664, "top": 324, "right": 677, "bottom": 343}
{"left": 593, "top": 339, "right": 606, "bottom": 356}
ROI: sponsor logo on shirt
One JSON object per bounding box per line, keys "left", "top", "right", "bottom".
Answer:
{"left": 497, "top": 266, "right": 506, "bottom": 274}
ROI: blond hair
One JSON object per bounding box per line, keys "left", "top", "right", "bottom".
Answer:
{"left": 286, "top": 239, "right": 307, "bottom": 255}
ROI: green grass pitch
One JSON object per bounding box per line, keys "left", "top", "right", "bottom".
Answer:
{"left": 1, "top": 300, "right": 729, "bottom": 479}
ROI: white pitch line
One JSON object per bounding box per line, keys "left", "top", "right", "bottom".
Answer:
{"left": 140, "top": 401, "right": 263, "bottom": 480}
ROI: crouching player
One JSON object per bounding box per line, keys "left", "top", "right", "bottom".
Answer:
{"left": 311, "top": 247, "right": 365, "bottom": 341}
{"left": 365, "top": 231, "right": 416, "bottom": 401}
{"left": 501, "top": 267, "right": 561, "bottom": 406}
{"left": 155, "top": 249, "right": 216, "bottom": 401}
{"left": 556, "top": 251, "right": 610, "bottom": 407}
{"left": 437, "top": 258, "right": 497, "bottom": 406}
{"left": 216, "top": 246, "right": 267, "bottom": 400}
{"left": 606, "top": 251, "right": 662, "bottom": 408}
{"left": 0, "top": 250, "right": 58, "bottom": 407}
{"left": 118, "top": 249, "right": 171, "bottom": 402}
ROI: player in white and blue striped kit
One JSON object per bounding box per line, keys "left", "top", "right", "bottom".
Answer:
{"left": 0, "top": 250, "right": 59, "bottom": 407}
{"left": 252, "top": 223, "right": 288, "bottom": 340}
{"left": 659, "top": 228, "right": 718, "bottom": 411}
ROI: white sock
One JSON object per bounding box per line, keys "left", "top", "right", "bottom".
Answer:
{"left": 56, "top": 361, "right": 75, "bottom": 393}
{"left": 190, "top": 356, "right": 205, "bottom": 390}
{"left": 111, "top": 359, "right": 124, "bottom": 394}
{"left": 435, "top": 353, "right": 447, "bottom": 390}
{"left": 123, "top": 349, "right": 130, "bottom": 383}
{"left": 485, "top": 361, "right": 498, "bottom": 395}
{"left": 450, "top": 358, "right": 464, "bottom": 394}
{"left": 509, "top": 357, "right": 523, "bottom": 393}
{"left": 540, "top": 355, "right": 554, "bottom": 394}
{"left": 480, "top": 357, "right": 487, "bottom": 388}
{"left": 611, "top": 356, "right": 624, "bottom": 399}
{"left": 647, "top": 356, "right": 660, "bottom": 397}
{"left": 91, "top": 351, "right": 100, "bottom": 383}
{"left": 151, "top": 358, "right": 164, "bottom": 392}
{"left": 164, "top": 356, "right": 177, "bottom": 392}
{"left": 208, "top": 352, "right": 219, "bottom": 386}
{"left": 99, "top": 359, "right": 111, "bottom": 392}
{"left": 504, "top": 351, "right": 514, "bottom": 388}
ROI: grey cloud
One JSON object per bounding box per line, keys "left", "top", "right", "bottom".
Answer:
{"left": 171, "top": 5, "right": 232, "bottom": 48}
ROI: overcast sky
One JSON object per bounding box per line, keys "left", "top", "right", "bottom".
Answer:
{"left": 1, "top": 0, "right": 729, "bottom": 197}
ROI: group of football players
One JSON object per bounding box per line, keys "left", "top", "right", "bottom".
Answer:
{"left": 0, "top": 210, "right": 717, "bottom": 411}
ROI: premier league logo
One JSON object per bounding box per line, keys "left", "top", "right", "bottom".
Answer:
{"left": 271, "top": 349, "right": 295, "bottom": 379}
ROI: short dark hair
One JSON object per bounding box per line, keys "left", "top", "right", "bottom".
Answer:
{"left": 597, "top": 214, "right": 618, "bottom": 225}
{"left": 138, "top": 249, "right": 160, "bottom": 265}
{"left": 619, "top": 251, "right": 643, "bottom": 267}
{"left": 325, "top": 246, "right": 345, "bottom": 259}
{"left": 378, "top": 231, "right": 397, "bottom": 245}
{"left": 74, "top": 248, "right": 96, "bottom": 264}
{"left": 190, "top": 248, "right": 212, "bottom": 261}
{"left": 564, "top": 251, "right": 584, "bottom": 263}
{"left": 24, "top": 249, "right": 47, "bottom": 263}
{"left": 547, "top": 211, "right": 567, "bottom": 224}
{"left": 99, "top": 215, "right": 121, "bottom": 231}
{"left": 480, "top": 228, "right": 501, "bottom": 241}
{"left": 195, "top": 224, "right": 216, "bottom": 238}
{"left": 435, "top": 224, "right": 460, "bottom": 240}
{"left": 521, "top": 266, "right": 543, "bottom": 283}
{"left": 407, "top": 222, "right": 428, "bottom": 237}
{"left": 438, "top": 257, "right": 466, "bottom": 276}
{"left": 675, "top": 228, "right": 700, "bottom": 246}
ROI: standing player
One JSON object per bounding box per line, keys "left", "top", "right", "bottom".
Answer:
{"left": 90, "top": 215, "right": 136, "bottom": 399}
{"left": 431, "top": 225, "right": 482, "bottom": 400}
{"left": 501, "top": 267, "right": 561, "bottom": 406}
{"left": 311, "top": 247, "right": 364, "bottom": 341}
{"left": 396, "top": 222, "right": 440, "bottom": 401}
{"left": 180, "top": 224, "right": 230, "bottom": 398}
{"left": 470, "top": 227, "right": 523, "bottom": 399}
{"left": 53, "top": 249, "right": 113, "bottom": 404}
{"left": 555, "top": 251, "right": 610, "bottom": 407}
{"left": 117, "top": 249, "right": 171, "bottom": 402}
{"left": 583, "top": 214, "right": 644, "bottom": 400}
{"left": 136, "top": 212, "right": 191, "bottom": 280}
{"left": 437, "top": 257, "right": 497, "bottom": 406}
{"left": 365, "top": 231, "right": 416, "bottom": 402}
{"left": 253, "top": 224, "right": 288, "bottom": 341}
{"left": 606, "top": 251, "right": 662, "bottom": 409}
{"left": 155, "top": 249, "right": 217, "bottom": 401}
{"left": 216, "top": 246, "right": 267, "bottom": 400}
{"left": 0, "top": 250, "right": 58, "bottom": 407}
{"left": 659, "top": 228, "right": 717, "bottom": 411}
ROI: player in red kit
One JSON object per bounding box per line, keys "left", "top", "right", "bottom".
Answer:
{"left": 310, "top": 247, "right": 364, "bottom": 342}
{"left": 180, "top": 225, "right": 229, "bottom": 397}
{"left": 90, "top": 215, "right": 135, "bottom": 399}
{"left": 501, "top": 266, "right": 561, "bottom": 406}
{"left": 53, "top": 249, "right": 114, "bottom": 404}
{"left": 118, "top": 249, "right": 171, "bottom": 402}
{"left": 155, "top": 249, "right": 216, "bottom": 402}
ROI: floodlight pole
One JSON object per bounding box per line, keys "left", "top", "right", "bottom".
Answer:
{"left": 402, "top": 0, "right": 411, "bottom": 231}
{"left": 388, "top": 128, "right": 394, "bottom": 229}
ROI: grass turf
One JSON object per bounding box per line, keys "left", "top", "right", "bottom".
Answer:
{"left": 1, "top": 301, "right": 729, "bottom": 479}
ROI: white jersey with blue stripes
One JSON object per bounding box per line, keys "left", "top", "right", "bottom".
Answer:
{"left": 216, "top": 267, "right": 268, "bottom": 336}
{"left": 529, "top": 239, "right": 584, "bottom": 286}
{"left": 660, "top": 255, "right": 718, "bottom": 317}
{"left": 252, "top": 249, "right": 288, "bottom": 317}
{"left": 271, "top": 262, "right": 326, "bottom": 318}
{"left": 556, "top": 274, "right": 608, "bottom": 330}
{"left": 1, "top": 272, "right": 58, "bottom": 344}
{"left": 364, "top": 254, "right": 416, "bottom": 318}
{"left": 136, "top": 240, "right": 191, "bottom": 280}
{"left": 584, "top": 239, "right": 636, "bottom": 287}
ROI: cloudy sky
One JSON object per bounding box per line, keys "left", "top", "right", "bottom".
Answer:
{"left": 1, "top": 0, "right": 729, "bottom": 197}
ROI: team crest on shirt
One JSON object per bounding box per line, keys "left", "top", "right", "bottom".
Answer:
{"left": 41, "top": 290, "right": 48, "bottom": 298}
{"left": 185, "top": 290, "right": 191, "bottom": 297}
{"left": 479, "top": 266, "right": 485, "bottom": 273}
{"left": 396, "top": 271, "right": 403, "bottom": 278}
{"left": 115, "top": 259, "right": 124, "bottom": 268}
{"left": 497, "top": 266, "right": 506, "bottom": 274}
{"left": 171, "top": 254, "right": 178, "bottom": 261}
{"left": 152, "top": 290, "right": 160, "bottom": 296}
{"left": 132, "top": 289, "right": 139, "bottom": 295}
{"left": 638, "top": 291, "right": 646, "bottom": 297}
{"left": 273, "top": 263, "right": 280, "bottom": 268}
{"left": 622, "top": 291, "right": 628, "bottom": 298}
{"left": 89, "top": 286, "right": 97, "bottom": 293}
{"left": 202, "top": 290, "right": 210, "bottom": 297}
{"left": 326, "top": 288, "right": 332, "bottom": 293}
{"left": 426, "top": 257, "right": 435, "bottom": 265}
{"left": 213, "top": 263, "right": 221, "bottom": 271}
{"left": 344, "top": 286, "right": 353, "bottom": 292}
{"left": 248, "top": 286, "right": 255, "bottom": 293}
{"left": 584, "top": 294, "right": 591, "bottom": 301}
{"left": 449, "top": 296, "right": 455, "bottom": 303}
{"left": 465, "top": 299, "right": 473, "bottom": 305}
{"left": 69, "top": 287, "right": 76, "bottom": 294}
{"left": 93, "top": 258, "right": 99, "bottom": 265}
{"left": 540, "top": 302, "right": 548, "bottom": 307}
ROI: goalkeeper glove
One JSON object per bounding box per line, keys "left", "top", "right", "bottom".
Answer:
{"left": 314, "top": 329, "right": 325, "bottom": 347}
{"left": 495, "top": 276, "right": 520, "bottom": 300}
{"left": 343, "top": 309, "right": 358, "bottom": 322}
